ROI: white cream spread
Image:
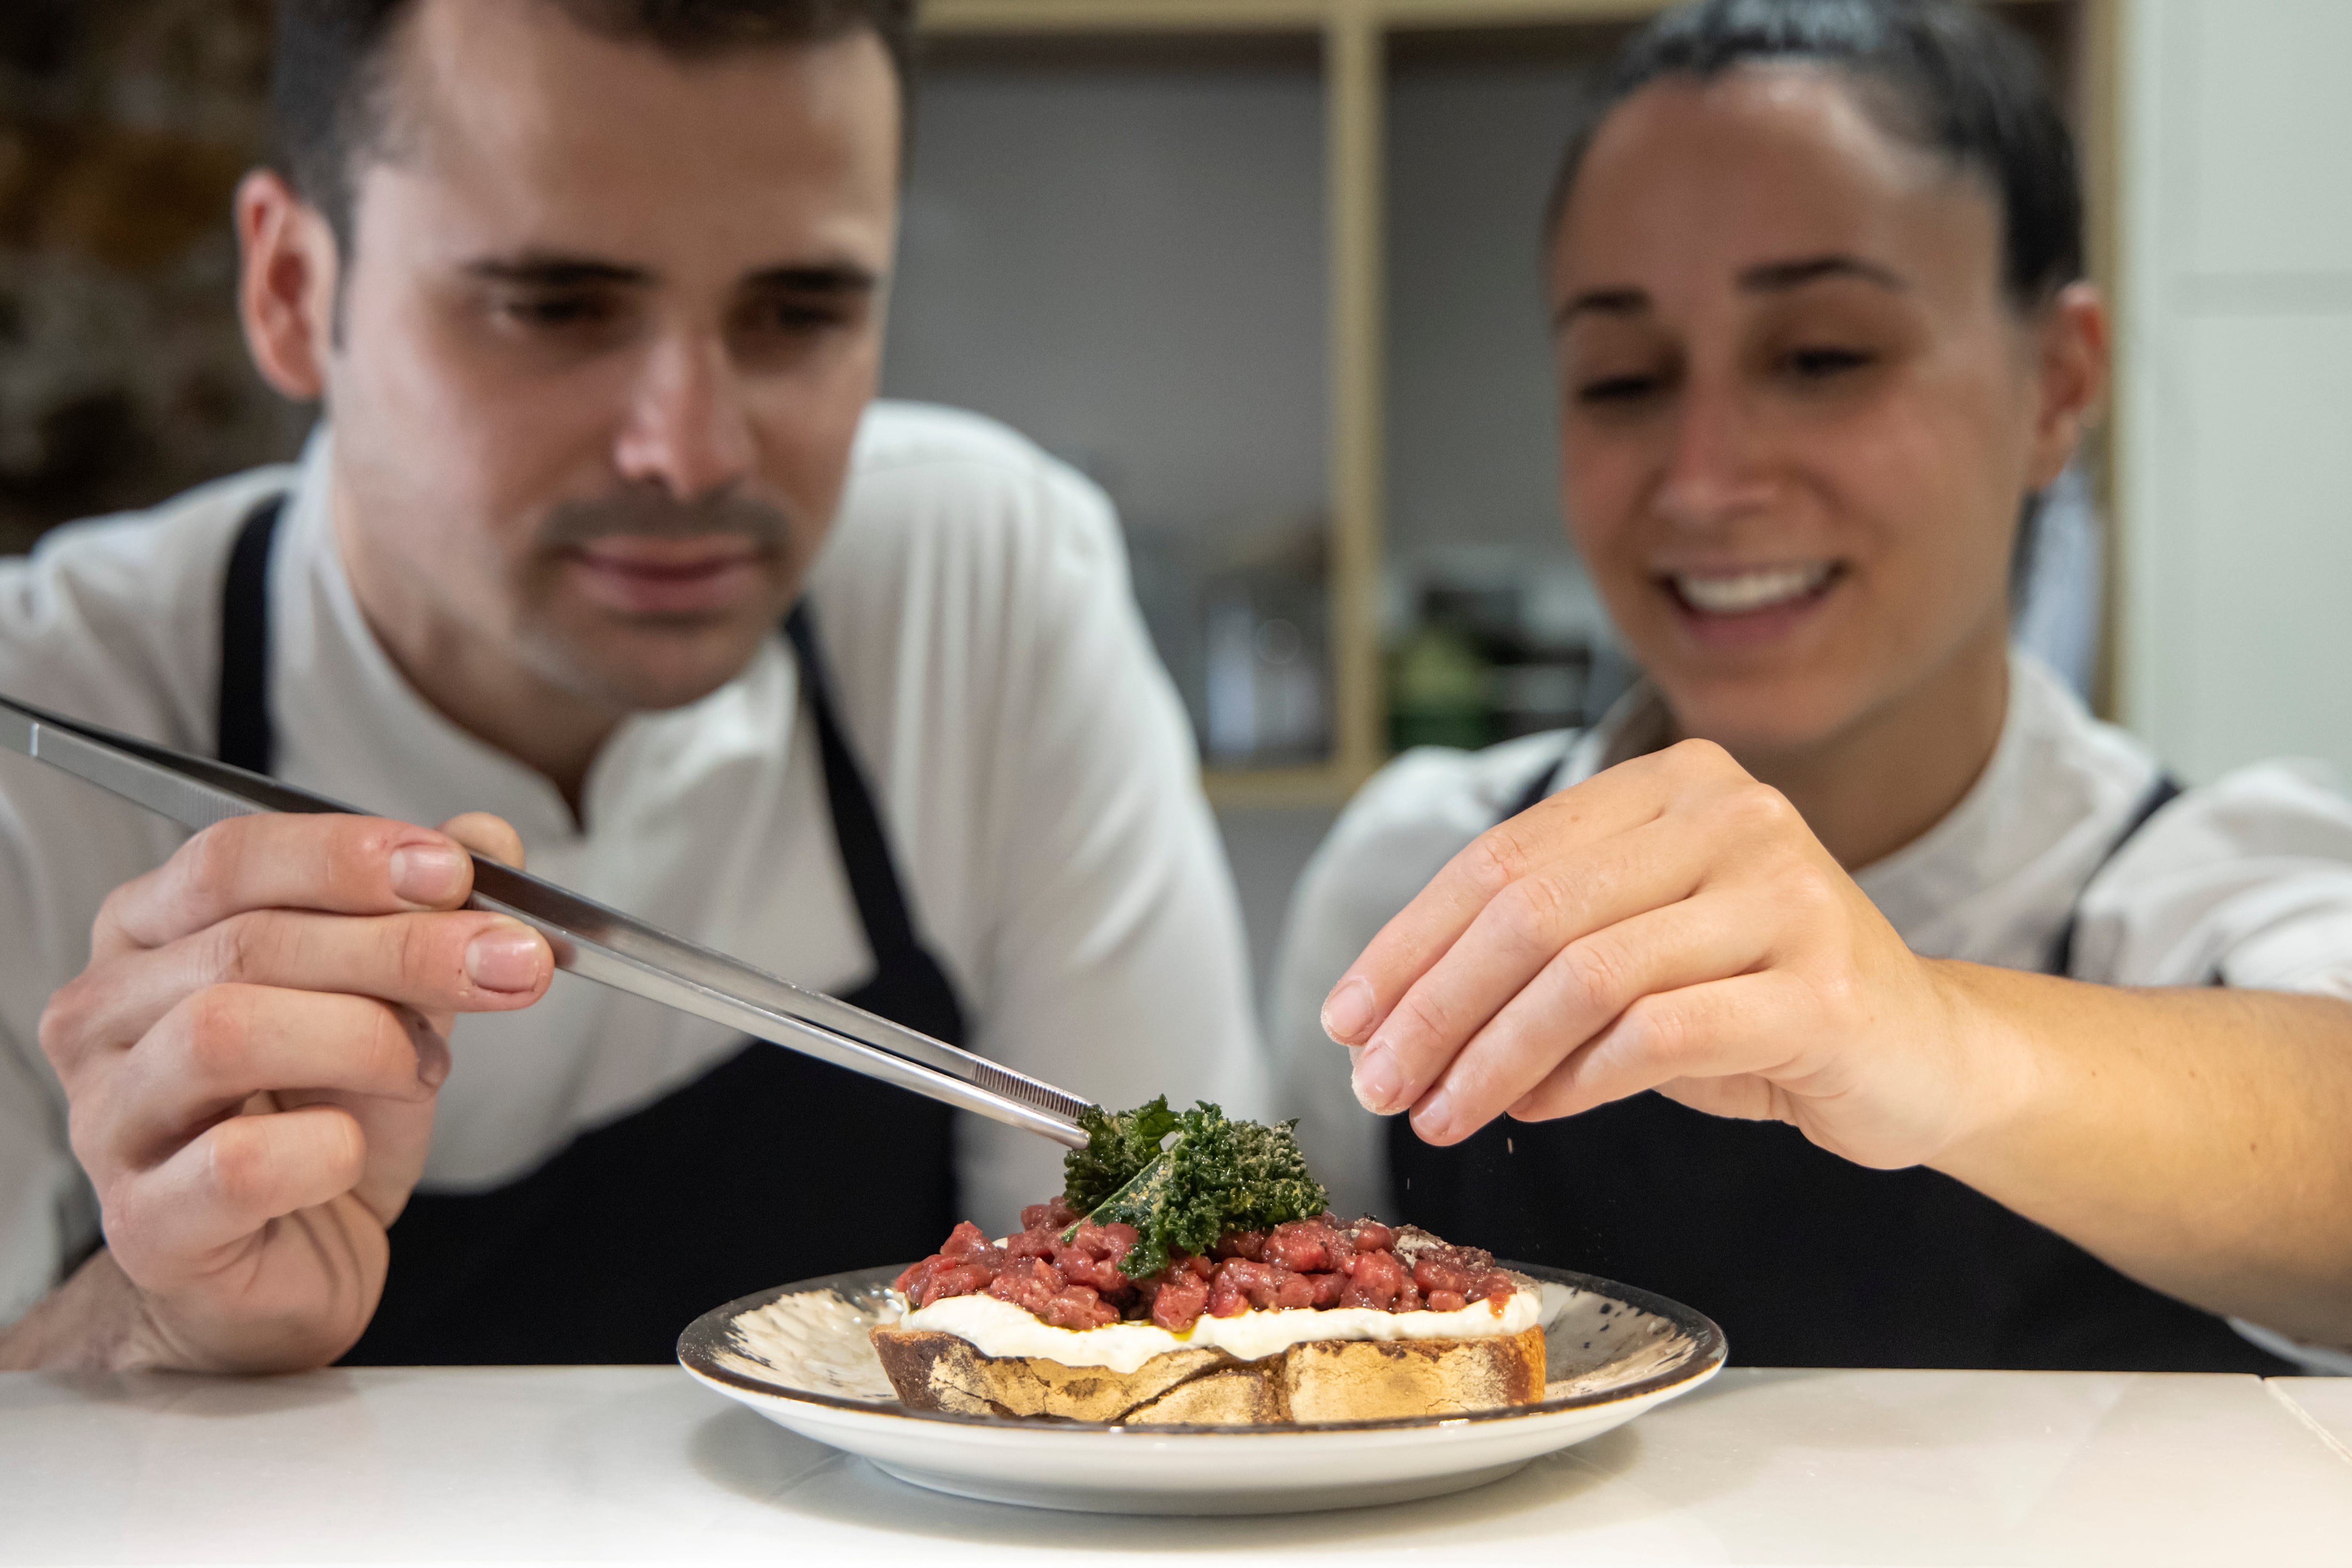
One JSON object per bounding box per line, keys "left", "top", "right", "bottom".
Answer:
{"left": 890, "top": 1287, "right": 1542, "bottom": 1375}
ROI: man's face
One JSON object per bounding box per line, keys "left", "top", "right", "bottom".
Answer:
{"left": 322, "top": 0, "right": 901, "bottom": 714}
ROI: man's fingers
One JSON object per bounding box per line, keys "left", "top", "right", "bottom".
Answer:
{"left": 82, "top": 986, "right": 444, "bottom": 1172}
{"left": 47, "top": 907, "right": 549, "bottom": 1080}
{"left": 1504, "top": 971, "right": 1813, "bottom": 1127}
{"left": 1401, "top": 893, "right": 1773, "bottom": 1144}
{"left": 109, "top": 1104, "right": 369, "bottom": 1270}
{"left": 1350, "top": 815, "right": 1715, "bottom": 1116}
{"left": 438, "top": 812, "right": 525, "bottom": 870}
{"left": 95, "top": 814, "right": 479, "bottom": 959}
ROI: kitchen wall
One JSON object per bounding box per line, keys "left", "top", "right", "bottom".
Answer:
{"left": 2119, "top": 0, "right": 2352, "bottom": 784}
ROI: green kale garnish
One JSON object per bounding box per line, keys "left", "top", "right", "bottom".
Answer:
{"left": 1063, "top": 1096, "right": 1182, "bottom": 1216}
{"left": 1062, "top": 1100, "right": 1329, "bottom": 1280}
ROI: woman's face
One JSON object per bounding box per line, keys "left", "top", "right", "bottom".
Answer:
{"left": 1548, "top": 64, "right": 2101, "bottom": 757}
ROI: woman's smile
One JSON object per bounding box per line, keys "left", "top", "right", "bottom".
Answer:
{"left": 1658, "top": 559, "right": 1848, "bottom": 648}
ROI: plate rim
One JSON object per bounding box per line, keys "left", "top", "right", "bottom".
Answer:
{"left": 676, "top": 1258, "right": 1726, "bottom": 1438}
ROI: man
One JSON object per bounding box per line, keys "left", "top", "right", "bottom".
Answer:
{"left": 0, "top": 0, "right": 1258, "bottom": 1371}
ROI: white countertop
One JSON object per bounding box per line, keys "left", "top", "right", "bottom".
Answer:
{"left": 2273, "top": 1377, "right": 2352, "bottom": 1464}
{"left": 5, "top": 1366, "right": 2350, "bottom": 1564}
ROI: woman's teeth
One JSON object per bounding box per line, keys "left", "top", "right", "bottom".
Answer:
{"left": 1672, "top": 564, "right": 1835, "bottom": 615}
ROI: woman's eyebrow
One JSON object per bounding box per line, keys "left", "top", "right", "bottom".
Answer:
{"left": 1551, "top": 287, "right": 1649, "bottom": 331}
{"left": 1738, "top": 255, "right": 1909, "bottom": 293}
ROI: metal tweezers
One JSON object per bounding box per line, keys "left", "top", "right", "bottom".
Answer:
{"left": 0, "top": 691, "right": 1093, "bottom": 1147}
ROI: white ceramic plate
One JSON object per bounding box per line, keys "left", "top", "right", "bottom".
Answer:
{"left": 677, "top": 1260, "right": 1724, "bottom": 1515}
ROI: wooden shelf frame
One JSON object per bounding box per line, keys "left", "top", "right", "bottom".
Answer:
{"left": 920, "top": 0, "right": 2117, "bottom": 807}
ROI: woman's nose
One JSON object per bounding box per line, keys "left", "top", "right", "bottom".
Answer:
{"left": 612, "top": 332, "right": 756, "bottom": 502}
{"left": 1653, "top": 380, "right": 1772, "bottom": 531}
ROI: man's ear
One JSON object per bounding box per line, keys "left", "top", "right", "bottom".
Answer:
{"left": 2026, "top": 280, "right": 2108, "bottom": 490}
{"left": 235, "top": 170, "right": 340, "bottom": 402}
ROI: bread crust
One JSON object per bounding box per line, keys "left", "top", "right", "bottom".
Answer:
{"left": 870, "top": 1321, "right": 1547, "bottom": 1425}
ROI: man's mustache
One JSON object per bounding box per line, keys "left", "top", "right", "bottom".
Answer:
{"left": 537, "top": 489, "right": 793, "bottom": 551}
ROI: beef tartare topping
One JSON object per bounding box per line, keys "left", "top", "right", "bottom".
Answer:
{"left": 892, "top": 1203, "right": 1518, "bottom": 1334}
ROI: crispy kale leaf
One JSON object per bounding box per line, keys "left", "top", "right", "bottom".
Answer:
{"left": 1063, "top": 1096, "right": 1182, "bottom": 1216}
{"left": 1064, "top": 1100, "right": 1329, "bottom": 1280}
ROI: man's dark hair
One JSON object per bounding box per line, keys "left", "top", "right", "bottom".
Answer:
{"left": 270, "top": 0, "right": 919, "bottom": 253}
{"left": 1546, "top": 0, "right": 2083, "bottom": 312}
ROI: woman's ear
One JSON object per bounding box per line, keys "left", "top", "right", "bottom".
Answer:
{"left": 235, "top": 170, "right": 341, "bottom": 403}
{"left": 2026, "top": 281, "right": 2108, "bottom": 489}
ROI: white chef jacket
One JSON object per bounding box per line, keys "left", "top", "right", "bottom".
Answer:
{"left": 1271, "top": 653, "right": 2352, "bottom": 1369}
{"left": 0, "top": 401, "right": 1264, "bottom": 1329}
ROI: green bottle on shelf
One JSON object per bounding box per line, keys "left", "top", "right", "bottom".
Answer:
{"left": 1388, "top": 623, "right": 1494, "bottom": 753}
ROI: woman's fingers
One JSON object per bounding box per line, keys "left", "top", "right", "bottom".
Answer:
{"left": 79, "top": 986, "right": 445, "bottom": 1173}
{"left": 1322, "top": 740, "right": 1754, "bottom": 1051}
{"left": 1506, "top": 969, "right": 1817, "bottom": 1127}
{"left": 1404, "top": 893, "right": 1778, "bottom": 1143}
{"left": 1350, "top": 811, "right": 1718, "bottom": 1115}
{"left": 1321, "top": 761, "right": 1677, "bottom": 1045}
{"left": 108, "top": 1104, "right": 371, "bottom": 1275}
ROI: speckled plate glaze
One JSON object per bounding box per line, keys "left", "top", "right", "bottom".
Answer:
{"left": 678, "top": 1260, "right": 1724, "bottom": 1515}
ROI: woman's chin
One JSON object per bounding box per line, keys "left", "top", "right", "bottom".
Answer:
{"left": 1649, "top": 669, "right": 1875, "bottom": 762}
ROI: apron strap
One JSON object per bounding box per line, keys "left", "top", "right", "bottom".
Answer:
{"left": 1502, "top": 743, "right": 1572, "bottom": 822}
{"left": 783, "top": 603, "right": 930, "bottom": 967}
{"left": 216, "top": 495, "right": 286, "bottom": 775}
{"left": 2048, "top": 772, "right": 2185, "bottom": 977}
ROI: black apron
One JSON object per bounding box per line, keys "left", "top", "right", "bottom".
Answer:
{"left": 1390, "top": 751, "right": 2290, "bottom": 1373}
{"left": 216, "top": 497, "right": 970, "bottom": 1363}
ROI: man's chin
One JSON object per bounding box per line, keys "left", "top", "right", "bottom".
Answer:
{"left": 526, "top": 620, "right": 779, "bottom": 716}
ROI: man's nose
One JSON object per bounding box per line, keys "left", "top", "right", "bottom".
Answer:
{"left": 1653, "top": 376, "right": 1773, "bottom": 531}
{"left": 612, "top": 331, "right": 756, "bottom": 502}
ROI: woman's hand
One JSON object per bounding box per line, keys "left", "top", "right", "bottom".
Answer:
{"left": 1320, "top": 739, "right": 2011, "bottom": 1171}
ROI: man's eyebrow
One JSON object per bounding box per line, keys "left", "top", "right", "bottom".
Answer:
{"left": 458, "top": 258, "right": 882, "bottom": 294}
{"left": 1551, "top": 287, "right": 1649, "bottom": 331}
{"left": 741, "top": 264, "right": 881, "bottom": 294}
{"left": 1738, "top": 255, "right": 1909, "bottom": 293}
{"left": 462, "top": 255, "right": 654, "bottom": 288}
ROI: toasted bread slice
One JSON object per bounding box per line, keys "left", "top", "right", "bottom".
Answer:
{"left": 1284, "top": 1325, "right": 1546, "bottom": 1422}
{"left": 1122, "top": 1362, "right": 1285, "bottom": 1425}
{"left": 871, "top": 1329, "right": 1237, "bottom": 1422}
{"left": 870, "top": 1322, "right": 1546, "bottom": 1425}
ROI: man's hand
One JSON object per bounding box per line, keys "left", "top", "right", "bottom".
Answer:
{"left": 12, "top": 811, "right": 552, "bottom": 1373}
{"left": 1319, "top": 739, "right": 1994, "bottom": 1170}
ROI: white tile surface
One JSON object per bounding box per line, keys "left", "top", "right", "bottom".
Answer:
{"left": 2271, "top": 1377, "right": 2352, "bottom": 1464}
{"left": 5, "top": 1367, "right": 2352, "bottom": 1564}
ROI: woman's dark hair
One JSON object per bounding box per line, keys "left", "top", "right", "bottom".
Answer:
{"left": 270, "top": 0, "right": 919, "bottom": 254}
{"left": 1546, "top": 0, "right": 2083, "bottom": 312}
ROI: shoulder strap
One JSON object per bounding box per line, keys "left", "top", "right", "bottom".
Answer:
{"left": 2048, "top": 772, "right": 2185, "bottom": 977}
{"left": 217, "top": 494, "right": 287, "bottom": 774}
{"left": 784, "top": 602, "right": 923, "bottom": 962}
{"left": 1502, "top": 744, "right": 1572, "bottom": 824}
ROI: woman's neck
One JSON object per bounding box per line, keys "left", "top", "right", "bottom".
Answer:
{"left": 1698, "top": 619, "right": 2012, "bottom": 872}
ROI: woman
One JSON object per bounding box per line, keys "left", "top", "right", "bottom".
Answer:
{"left": 1272, "top": 0, "right": 2352, "bottom": 1371}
